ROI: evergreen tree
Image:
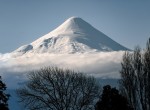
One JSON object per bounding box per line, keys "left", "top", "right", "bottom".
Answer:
{"left": 95, "top": 85, "right": 133, "bottom": 110}
{"left": 0, "top": 76, "right": 9, "bottom": 110}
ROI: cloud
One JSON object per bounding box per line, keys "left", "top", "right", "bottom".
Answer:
{"left": 0, "top": 51, "right": 125, "bottom": 88}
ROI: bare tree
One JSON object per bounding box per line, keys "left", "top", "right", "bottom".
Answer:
{"left": 119, "top": 39, "right": 150, "bottom": 110}
{"left": 119, "top": 51, "right": 137, "bottom": 110}
{"left": 17, "top": 67, "right": 100, "bottom": 110}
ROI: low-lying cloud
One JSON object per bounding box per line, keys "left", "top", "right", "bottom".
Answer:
{"left": 0, "top": 51, "right": 125, "bottom": 88}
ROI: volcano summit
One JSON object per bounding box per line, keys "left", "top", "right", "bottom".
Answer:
{"left": 14, "top": 17, "right": 129, "bottom": 54}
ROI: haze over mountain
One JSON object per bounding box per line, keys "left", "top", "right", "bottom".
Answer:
{"left": 14, "top": 17, "right": 129, "bottom": 54}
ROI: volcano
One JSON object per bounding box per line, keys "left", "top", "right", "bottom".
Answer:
{"left": 14, "top": 17, "right": 129, "bottom": 54}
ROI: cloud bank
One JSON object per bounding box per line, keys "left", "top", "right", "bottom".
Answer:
{"left": 0, "top": 51, "right": 125, "bottom": 88}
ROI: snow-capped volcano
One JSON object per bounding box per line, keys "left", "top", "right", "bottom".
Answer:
{"left": 14, "top": 17, "right": 129, "bottom": 54}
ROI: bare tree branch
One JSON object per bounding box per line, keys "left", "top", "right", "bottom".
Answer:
{"left": 17, "top": 67, "right": 100, "bottom": 110}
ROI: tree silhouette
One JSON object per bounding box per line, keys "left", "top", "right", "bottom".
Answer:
{"left": 17, "top": 67, "right": 100, "bottom": 110}
{"left": 119, "top": 38, "right": 150, "bottom": 110}
{"left": 95, "top": 85, "right": 133, "bottom": 110}
{"left": 0, "top": 76, "right": 9, "bottom": 110}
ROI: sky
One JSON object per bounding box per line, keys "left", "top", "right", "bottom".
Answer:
{"left": 1, "top": 1, "right": 150, "bottom": 109}
{"left": 0, "top": 0, "right": 150, "bottom": 53}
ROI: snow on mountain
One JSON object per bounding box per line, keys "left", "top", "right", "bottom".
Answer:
{"left": 14, "top": 17, "right": 129, "bottom": 54}
{"left": 0, "top": 17, "right": 131, "bottom": 110}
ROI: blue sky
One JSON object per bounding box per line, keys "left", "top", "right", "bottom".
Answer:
{"left": 0, "top": 0, "right": 150, "bottom": 53}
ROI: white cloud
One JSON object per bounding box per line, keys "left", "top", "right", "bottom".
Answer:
{"left": 0, "top": 51, "right": 125, "bottom": 88}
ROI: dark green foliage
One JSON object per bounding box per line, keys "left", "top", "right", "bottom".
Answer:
{"left": 0, "top": 76, "right": 10, "bottom": 110}
{"left": 95, "top": 85, "right": 133, "bottom": 110}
